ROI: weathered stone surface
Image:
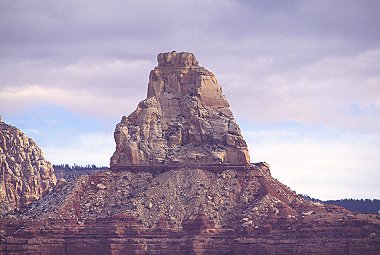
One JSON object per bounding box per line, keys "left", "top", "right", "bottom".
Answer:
{"left": 1, "top": 164, "right": 380, "bottom": 254}
{"left": 111, "top": 51, "right": 250, "bottom": 167}
{"left": 1, "top": 52, "right": 380, "bottom": 254}
{"left": 0, "top": 122, "right": 56, "bottom": 213}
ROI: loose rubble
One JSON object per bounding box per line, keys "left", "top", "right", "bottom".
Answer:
{"left": 2, "top": 163, "right": 379, "bottom": 254}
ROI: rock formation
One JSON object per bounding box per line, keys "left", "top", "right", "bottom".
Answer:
{"left": 0, "top": 122, "right": 56, "bottom": 213}
{"left": 1, "top": 164, "right": 380, "bottom": 254}
{"left": 111, "top": 51, "right": 250, "bottom": 167}
{"left": 1, "top": 52, "right": 379, "bottom": 255}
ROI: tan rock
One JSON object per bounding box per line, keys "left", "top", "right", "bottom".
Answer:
{"left": 56, "top": 178, "right": 67, "bottom": 186}
{"left": 0, "top": 122, "right": 56, "bottom": 212}
{"left": 145, "top": 200, "right": 153, "bottom": 209}
{"left": 96, "top": 183, "right": 107, "bottom": 190}
{"left": 111, "top": 51, "right": 250, "bottom": 167}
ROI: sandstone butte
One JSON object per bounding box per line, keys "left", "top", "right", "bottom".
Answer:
{"left": 110, "top": 51, "right": 250, "bottom": 167}
{"left": 0, "top": 52, "right": 379, "bottom": 255}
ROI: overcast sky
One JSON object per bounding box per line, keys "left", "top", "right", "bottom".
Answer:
{"left": 1, "top": 0, "right": 379, "bottom": 200}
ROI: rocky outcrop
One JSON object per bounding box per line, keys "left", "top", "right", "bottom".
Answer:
{"left": 111, "top": 51, "right": 250, "bottom": 167}
{"left": 0, "top": 122, "right": 56, "bottom": 213}
{"left": 1, "top": 52, "right": 380, "bottom": 254}
{"left": 1, "top": 163, "right": 380, "bottom": 254}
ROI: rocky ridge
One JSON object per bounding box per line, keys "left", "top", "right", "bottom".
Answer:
{"left": 0, "top": 122, "right": 57, "bottom": 213}
{"left": 111, "top": 51, "right": 250, "bottom": 167}
{"left": 2, "top": 163, "right": 380, "bottom": 254}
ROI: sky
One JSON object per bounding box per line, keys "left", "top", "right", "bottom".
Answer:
{"left": 1, "top": 0, "right": 379, "bottom": 200}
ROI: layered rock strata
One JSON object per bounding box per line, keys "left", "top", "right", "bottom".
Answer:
{"left": 111, "top": 51, "right": 250, "bottom": 167}
{"left": 0, "top": 122, "right": 56, "bottom": 213}
{"left": 1, "top": 163, "right": 379, "bottom": 254}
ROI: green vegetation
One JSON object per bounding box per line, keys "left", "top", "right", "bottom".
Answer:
{"left": 301, "top": 194, "right": 380, "bottom": 214}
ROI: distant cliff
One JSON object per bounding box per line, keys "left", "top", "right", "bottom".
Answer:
{"left": 0, "top": 122, "right": 56, "bottom": 213}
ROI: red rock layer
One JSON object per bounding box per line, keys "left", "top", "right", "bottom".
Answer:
{"left": 1, "top": 164, "right": 379, "bottom": 254}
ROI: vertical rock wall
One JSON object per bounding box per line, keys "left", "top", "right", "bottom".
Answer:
{"left": 111, "top": 51, "right": 250, "bottom": 167}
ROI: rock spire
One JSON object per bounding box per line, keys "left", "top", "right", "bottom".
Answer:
{"left": 111, "top": 51, "right": 250, "bottom": 167}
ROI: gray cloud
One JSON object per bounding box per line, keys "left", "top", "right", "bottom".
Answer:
{"left": 1, "top": 0, "right": 379, "bottom": 58}
{"left": 214, "top": 48, "right": 380, "bottom": 131}
{"left": 1, "top": 0, "right": 379, "bottom": 129}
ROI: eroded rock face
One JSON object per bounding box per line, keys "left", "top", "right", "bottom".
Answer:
{"left": 111, "top": 51, "right": 250, "bottom": 167}
{"left": 0, "top": 122, "right": 56, "bottom": 212}
{"left": 2, "top": 163, "right": 379, "bottom": 254}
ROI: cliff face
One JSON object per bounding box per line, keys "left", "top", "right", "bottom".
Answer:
{"left": 0, "top": 122, "right": 56, "bottom": 213}
{"left": 111, "top": 51, "right": 250, "bottom": 167}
